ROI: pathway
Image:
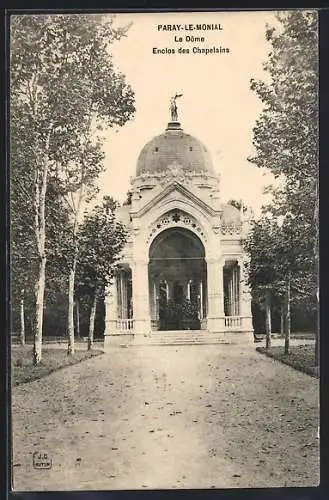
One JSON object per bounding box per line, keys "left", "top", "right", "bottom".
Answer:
{"left": 12, "top": 343, "right": 319, "bottom": 490}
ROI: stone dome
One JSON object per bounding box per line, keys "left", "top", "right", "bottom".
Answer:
{"left": 136, "top": 122, "right": 215, "bottom": 176}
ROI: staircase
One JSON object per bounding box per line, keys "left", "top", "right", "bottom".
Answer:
{"left": 135, "top": 330, "right": 234, "bottom": 346}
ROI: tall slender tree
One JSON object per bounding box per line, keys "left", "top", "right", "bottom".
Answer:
{"left": 248, "top": 10, "right": 318, "bottom": 362}
{"left": 244, "top": 213, "right": 314, "bottom": 348}
{"left": 54, "top": 134, "right": 105, "bottom": 355}
{"left": 11, "top": 107, "right": 38, "bottom": 345}
{"left": 77, "top": 197, "right": 127, "bottom": 350}
{"left": 11, "top": 14, "right": 135, "bottom": 364}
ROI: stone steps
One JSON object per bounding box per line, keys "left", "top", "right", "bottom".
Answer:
{"left": 136, "top": 330, "right": 237, "bottom": 346}
{"left": 105, "top": 330, "right": 253, "bottom": 348}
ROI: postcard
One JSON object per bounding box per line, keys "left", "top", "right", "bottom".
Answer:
{"left": 10, "top": 9, "right": 319, "bottom": 491}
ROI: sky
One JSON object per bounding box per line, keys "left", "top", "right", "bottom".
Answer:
{"left": 97, "top": 10, "right": 283, "bottom": 215}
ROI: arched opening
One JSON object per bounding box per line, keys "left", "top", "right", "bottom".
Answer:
{"left": 149, "top": 227, "right": 207, "bottom": 331}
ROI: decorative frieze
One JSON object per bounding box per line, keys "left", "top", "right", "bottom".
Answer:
{"left": 147, "top": 209, "right": 207, "bottom": 243}
{"left": 131, "top": 167, "right": 219, "bottom": 191}
{"left": 220, "top": 221, "right": 242, "bottom": 236}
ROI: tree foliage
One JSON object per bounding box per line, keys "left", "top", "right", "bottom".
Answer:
{"left": 245, "top": 215, "right": 316, "bottom": 311}
{"left": 227, "top": 199, "right": 247, "bottom": 213}
{"left": 250, "top": 11, "right": 318, "bottom": 184}
{"left": 246, "top": 11, "right": 318, "bottom": 354}
{"left": 77, "top": 197, "right": 128, "bottom": 294}
{"left": 76, "top": 196, "right": 128, "bottom": 348}
{"left": 249, "top": 10, "right": 318, "bottom": 235}
{"left": 10, "top": 14, "right": 135, "bottom": 362}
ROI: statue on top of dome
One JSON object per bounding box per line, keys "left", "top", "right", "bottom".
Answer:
{"left": 170, "top": 93, "right": 183, "bottom": 122}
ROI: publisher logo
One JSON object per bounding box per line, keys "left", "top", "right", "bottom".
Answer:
{"left": 33, "top": 451, "right": 52, "bottom": 469}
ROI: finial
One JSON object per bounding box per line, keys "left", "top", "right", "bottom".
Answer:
{"left": 170, "top": 93, "right": 183, "bottom": 122}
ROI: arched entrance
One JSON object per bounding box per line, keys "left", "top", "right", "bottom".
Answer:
{"left": 149, "top": 227, "right": 207, "bottom": 331}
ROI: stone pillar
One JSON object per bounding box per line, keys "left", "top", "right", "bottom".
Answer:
{"left": 230, "top": 266, "right": 234, "bottom": 316}
{"left": 132, "top": 260, "right": 151, "bottom": 336}
{"left": 120, "top": 270, "right": 127, "bottom": 319}
{"left": 187, "top": 280, "right": 191, "bottom": 301}
{"left": 153, "top": 282, "right": 157, "bottom": 319}
{"left": 207, "top": 258, "right": 225, "bottom": 332}
{"left": 104, "top": 276, "right": 118, "bottom": 344}
{"left": 199, "top": 280, "right": 203, "bottom": 319}
{"left": 232, "top": 264, "right": 239, "bottom": 316}
{"left": 236, "top": 265, "right": 240, "bottom": 315}
{"left": 115, "top": 273, "right": 120, "bottom": 319}
{"left": 168, "top": 281, "right": 174, "bottom": 301}
{"left": 238, "top": 259, "right": 253, "bottom": 334}
{"left": 151, "top": 281, "right": 159, "bottom": 322}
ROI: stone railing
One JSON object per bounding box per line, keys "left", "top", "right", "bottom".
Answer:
{"left": 224, "top": 316, "right": 243, "bottom": 329}
{"left": 108, "top": 316, "right": 246, "bottom": 332}
{"left": 115, "top": 319, "right": 134, "bottom": 331}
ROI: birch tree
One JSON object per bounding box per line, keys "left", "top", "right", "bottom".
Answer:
{"left": 55, "top": 135, "right": 105, "bottom": 355}
{"left": 11, "top": 14, "right": 135, "bottom": 364}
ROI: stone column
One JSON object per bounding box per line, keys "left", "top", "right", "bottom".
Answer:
{"left": 207, "top": 258, "right": 225, "bottom": 332}
{"left": 104, "top": 276, "right": 118, "bottom": 343}
{"left": 120, "top": 270, "right": 127, "bottom": 319}
{"left": 151, "top": 281, "right": 159, "bottom": 323}
{"left": 238, "top": 259, "right": 253, "bottom": 333}
{"left": 116, "top": 271, "right": 122, "bottom": 319}
{"left": 132, "top": 260, "right": 151, "bottom": 336}
{"left": 153, "top": 282, "right": 157, "bottom": 319}
{"left": 236, "top": 265, "right": 240, "bottom": 315}
{"left": 230, "top": 271, "right": 234, "bottom": 316}
{"left": 168, "top": 281, "right": 174, "bottom": 301}
{"left": 232, "top": 264, "right": 239, "bottom": 316}
{"left": 199, "top": 280, "right": 203, "bottom": 319}
{"left": 187, "top": 280, "right": 191, "bottom": 301}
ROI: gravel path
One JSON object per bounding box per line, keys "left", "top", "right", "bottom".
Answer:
{"left": 12, "top": 343, "right": 319, "bottom": 491}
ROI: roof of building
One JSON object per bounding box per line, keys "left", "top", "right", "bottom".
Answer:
{"left": 136, "top": 121, "right": 215, "bottom": 176}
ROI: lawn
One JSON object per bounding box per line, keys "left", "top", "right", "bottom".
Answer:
{"left": 256, "top": 344, "right": 319, "bottom": 378}
{"left": 11, "top": 346, "right": 104, "bottom": 387}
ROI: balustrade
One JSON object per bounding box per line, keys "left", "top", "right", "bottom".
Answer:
{"left": 224, "top": 316, "right": 242, "bottom": 329}
{"left": 115, "top": 318, "right": 134, "bottom": 331}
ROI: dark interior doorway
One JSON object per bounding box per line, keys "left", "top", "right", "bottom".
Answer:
{"left": 149, "top": 227, "right": 207, "bottom": 330}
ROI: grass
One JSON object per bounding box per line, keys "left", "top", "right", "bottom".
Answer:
{"left": 254, "top": 332, "right": 315, "bottom": 341}
{"left": 11, "top": 346, "right": 104, "bottom": 387}
{"left": 256, "top": 344, "right": 319, "bottom": 378}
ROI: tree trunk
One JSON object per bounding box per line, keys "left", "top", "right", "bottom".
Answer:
{"left": 66, "top": 174, "right": 84, "bottom": 356}
{"left": 20, "top": 288, "right": 25, "bottom": 346}
{"left": 67, "top": 264, "right": 76, "bottom": 356}
{"left": 33, "top": 256, "right": 46, "bottom": 365}
{"left": 280, "top": 305, "right": 284, "bottom": 335}
{"left": 33, "top": 127, "right": 52, "bottom": 366}
{"left": 88, "top": 290, "right": 98, "bottom": 351}
{"left": 265, "top": 290, "right": 272, "bottom": 349}
{"left": 75, "top": 296, "right": 80, "bottom": 339}
{"left": 284, "top": 274, "right": 291, "bottom": 355}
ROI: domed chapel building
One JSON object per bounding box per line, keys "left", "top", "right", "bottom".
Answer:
{"left": 104, "top": 103, "right": 253, "bottom": 345}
